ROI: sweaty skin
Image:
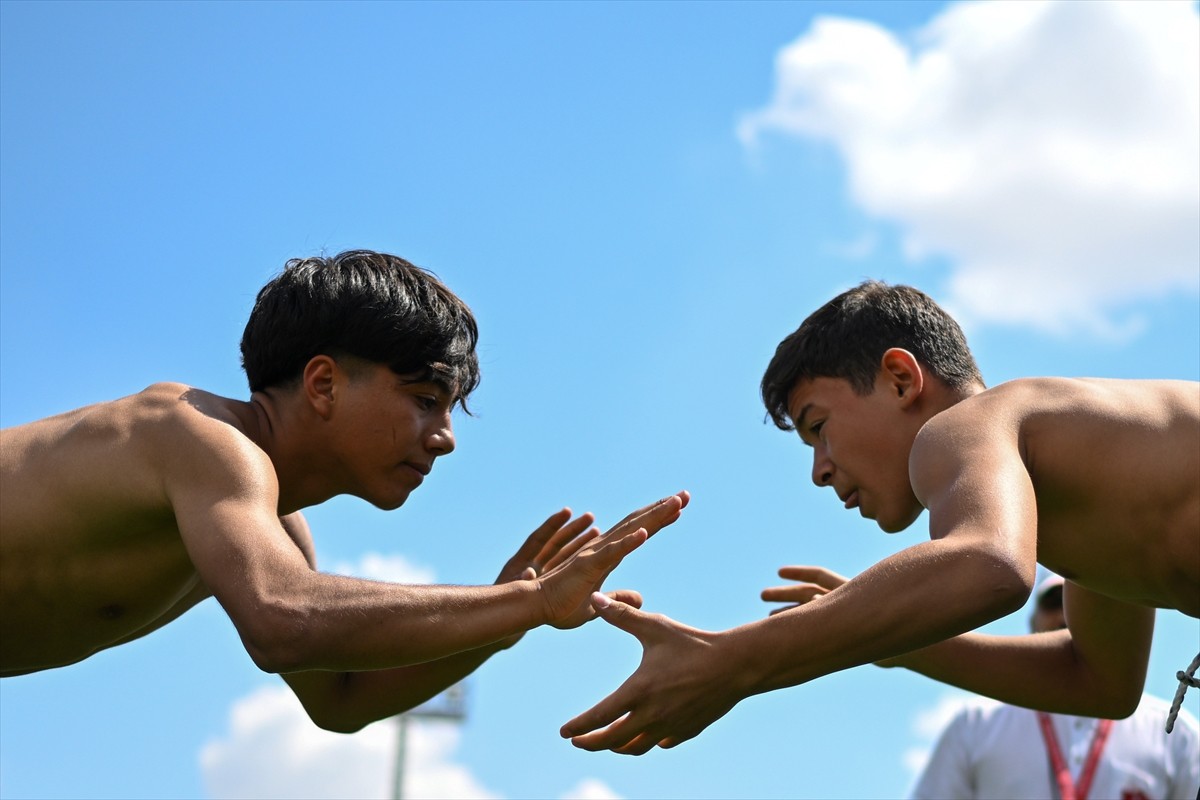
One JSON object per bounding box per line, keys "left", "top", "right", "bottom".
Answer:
{"left": 562, "top": 366, "right": 1198, "bottom": 755}
{"left": 1, "top": 370, "right": 688, "bottom": 732}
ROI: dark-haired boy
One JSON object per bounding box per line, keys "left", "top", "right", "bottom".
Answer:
{"left": 0, "top": 250, "right": 688, "bottom": 733}
{"left": 561, "top": 280, "right": 1197, "bottom": 755}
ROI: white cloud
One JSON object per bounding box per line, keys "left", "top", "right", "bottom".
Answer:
{"left": 739, "top": 0, "right": 1200, "bottom": 338}
{"left": 560, "top": 778, "right": 624, "bottom": 800}
{"left": 330, "top": 552, "right": 437, "bottom": 585}
{"left": 199, "top": 684, "right": 499, "bottom": 800}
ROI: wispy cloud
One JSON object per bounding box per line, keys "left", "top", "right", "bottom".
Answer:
{"left": 739, "top": 0, "right": 1200, "bottom": 338}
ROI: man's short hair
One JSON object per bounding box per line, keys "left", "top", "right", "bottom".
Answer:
{"left": 240, "top": 250, "right": 480, "bottom": 408}
{"left": 761, "top": 280, "right": 984, "bottom": 430}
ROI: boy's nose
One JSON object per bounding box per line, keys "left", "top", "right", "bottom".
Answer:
{"left": 428, "top": 420, "right": 456, "bottom": 456}
{"left": 811, "top": 452, "right": 833, "bottom": 487}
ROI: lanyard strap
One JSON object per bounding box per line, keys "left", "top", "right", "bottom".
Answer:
{"left": 1036, "top": 712, "right": 1114, "bottom": 800}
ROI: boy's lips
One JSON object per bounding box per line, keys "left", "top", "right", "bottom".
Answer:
{"left": 401, "top": 461, "right": 431, "bottom": 482}
{"left": 842, "top": 490, "right": 859, "bottom": 510}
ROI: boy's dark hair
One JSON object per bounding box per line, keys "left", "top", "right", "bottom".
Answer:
{"left": 241, "top": 250, "right": 480, "bottom": 409}
{"left": 761, "top": 281, "right": 983, "bottom": 430}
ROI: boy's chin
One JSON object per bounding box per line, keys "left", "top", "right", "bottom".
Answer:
{"left": 875, "top": 509, "right": 922, "bottom": 534}
{"left": 363, "top": 489, "right": 413, "bottom": 511}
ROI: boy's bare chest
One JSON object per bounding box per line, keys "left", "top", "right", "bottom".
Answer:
{"left": 0, "top": 514, "right": 209, "bottom": 674}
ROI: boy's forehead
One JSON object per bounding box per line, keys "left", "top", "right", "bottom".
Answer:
{"left": 785, "top": 376, "right": 857, "bottom": 424}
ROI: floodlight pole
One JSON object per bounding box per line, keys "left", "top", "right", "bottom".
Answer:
{"left": 392, "top": 683, "right": 468, "bottom": 800}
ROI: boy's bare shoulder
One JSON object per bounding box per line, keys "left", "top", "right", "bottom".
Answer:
{"left": 923, "top": 377, "right": 1198, "bottom": 437}
{"left": 1, "top": 382, "right": 275, "bottom": 530}
{"left": 912, "top": 376, "right": 1200, "bottom": 487}
{"left": 127, "top": 382, "right": 277, "bottom": 490}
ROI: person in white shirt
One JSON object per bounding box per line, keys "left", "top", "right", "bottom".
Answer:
{"left": 910, "top": 575, "right": 1200, "bottom": 800}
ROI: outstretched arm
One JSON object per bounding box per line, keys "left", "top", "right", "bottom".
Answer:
{"left": 282, "top": 508, "right": 636, "bottom": 732}
{"left": 561, "top": 526, "right": 1033, "bottom": 754}
{"left": 883, "top": 580, "right": 1154, "bottom": 718}
{"left": 761, "top": 566, "right": 1154, "bottom": 718}
{"left": 170, "top": 423, "right": 688, "bottom": 676}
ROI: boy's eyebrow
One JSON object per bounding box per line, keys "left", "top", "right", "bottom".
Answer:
{"left": 397, "top": 376, "right": 457, "bottom": 403}
{"left": 791, "top": 402, "right": 817, "bottom": 447}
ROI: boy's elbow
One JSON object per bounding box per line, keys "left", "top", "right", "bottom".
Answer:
{"left": 295, "top": 674, "right": 379, "bottom": 734}
{"left": 239, "top": 601, "right": 321, "bottom": 674}
{"left": 970, "top": 547, "right": 1034, "bottom": 620}
{"left": 1100, "top": 690, "right": 1141, "bottom": 721}
{"left": 307, "top": 707, "right": 371, "bottom": 734}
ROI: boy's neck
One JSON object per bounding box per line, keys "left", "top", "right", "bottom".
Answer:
{"left": 245, "top": 389, "right": 341, "bottom": 515}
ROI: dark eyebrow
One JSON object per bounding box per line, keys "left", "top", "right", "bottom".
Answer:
{"left": 793, "top": 403, "right": 816, "bottom": 446}
{"left": 398, "top": 376, "right": 457, "bottom": 404}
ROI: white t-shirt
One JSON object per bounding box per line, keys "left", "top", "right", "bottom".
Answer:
{"left": 910, "top": 694, "right": 1200, "bottom": 800}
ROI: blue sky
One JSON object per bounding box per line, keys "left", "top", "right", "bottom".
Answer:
{"left": 1, "top": 1, "right": 1197, "bottom": 799}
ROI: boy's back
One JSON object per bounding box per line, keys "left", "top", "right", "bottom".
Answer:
{"left": 927, "top": 376, "right": 1198, "bottom": 616}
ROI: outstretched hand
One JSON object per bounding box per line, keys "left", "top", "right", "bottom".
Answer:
{"left": 560, "top": 593, "right": 744, "bottom": 754}
{"left": 496, "top": 508, "right": 601, "bottom": 586}
{"left": 760, "top": 565, "right": 848, "bottom": 616}
{"left": 537, "top": 491, "right": 689, "bottom": 630}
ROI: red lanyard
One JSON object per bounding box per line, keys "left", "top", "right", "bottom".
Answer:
{"left": 1036, "top": 712, "right": 1114, "bottom": 800}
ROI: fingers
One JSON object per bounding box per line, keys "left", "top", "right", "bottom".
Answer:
{"left": 760, "top": 583, "right": 828, "bottom": 605}
{"left": 776, "top": 565, "right": 848, "bottom": 590}
{"left": 512, "top": 508, "right": 574, "bottom": 566}
{"left": 533, "top": 513, "right": 595, "bottom": 566}
{"left": 541, "top": 526, "right": 599, "bottom": 573}
{"left": 605, "top": 491, "right": 689, "bottom": 541}
{"left": 591, "top": 591, "right": 655, "bottom": 637}
{"left": 561, "top": 685, "right": 635, "bottom": 743}
{"left": 571, "top": 713, "right": 655, "bottom": 754}
{"left": 582, "top": 528, "right": 649, "bottom": 587}
{"left": 604, "top": 589, "right": 644, "bottom": 609}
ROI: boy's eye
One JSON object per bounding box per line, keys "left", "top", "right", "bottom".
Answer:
{"left": 809, "top": 421, "right": 824, "bottom": 438}
{"left": 416, "top": 395, "right": 438, "bottom": 411}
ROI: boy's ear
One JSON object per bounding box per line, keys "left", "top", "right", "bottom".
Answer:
{"left": 302, "top": 355, "right": 339, "bottom": 420}
{"left": 879, "top": 348, "right": 924, "bottom": 408}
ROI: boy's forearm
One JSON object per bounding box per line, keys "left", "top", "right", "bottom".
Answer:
{"left": 731, "top": 538, "right": 1030, "bottom": 698}
{"left": 235, "top": 575, "right": 546, "bottom": 674}
{"left": 285, "top": 641, "right": 507, "bottom": 733}
{"left": 890, "top": 628, "right": 1149, "bottom": 718}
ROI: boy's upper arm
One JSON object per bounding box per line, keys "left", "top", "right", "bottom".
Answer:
{"left": 910, "top": 409, "right": 1039, "bottom": 586}
{"left": 158, "top": 415, "right": 314, "bottom": 635}
{"left": 1061, "top": 579, "right": 1155, "bottom": 710}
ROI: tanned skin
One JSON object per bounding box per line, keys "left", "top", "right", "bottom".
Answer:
{"left": 0, "top": 355, "right": 689, "bottom": 732}
{"left": 560, "top": 349, "right": 1197, "bottom": 754}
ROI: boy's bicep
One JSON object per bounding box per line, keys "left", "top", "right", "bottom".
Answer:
{"left": 165, "top": 433, "right": 312, "bottom": 613}
{"left": 912, "top": 422, "right": 1039, "bottom": 574}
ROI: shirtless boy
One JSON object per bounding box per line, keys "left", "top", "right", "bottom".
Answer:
{"left": 560, "top": 280, "right": 1198, "bottom": 755}
{"left": 0, "top": 249, "right": 688, "bottom": 733}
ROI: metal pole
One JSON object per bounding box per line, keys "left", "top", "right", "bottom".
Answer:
{"left": 392, "top": 714, "right": 408, "bottom": 800}
{"left": 390, "top": 684, "right": 468, "bottom": 800}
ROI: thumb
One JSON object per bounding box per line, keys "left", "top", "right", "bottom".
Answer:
{"left": 591, "top": 591, "right": 648, "bottom": 635}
